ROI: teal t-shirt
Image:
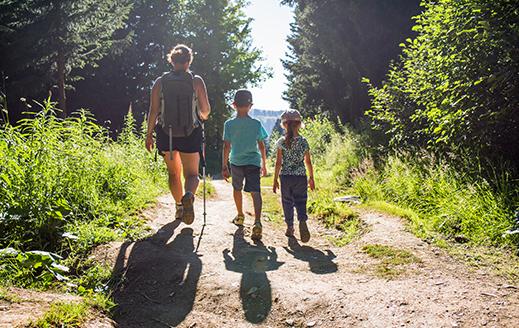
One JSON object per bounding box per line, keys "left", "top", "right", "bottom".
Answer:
{"left": 223, "top": 116, "right": 268, "bottom": 167}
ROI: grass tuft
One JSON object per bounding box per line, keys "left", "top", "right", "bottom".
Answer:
{"left": 362, "top": 244, "right": 421, "bottom": 278}
{"left": 29, "top": 301, "right": 90, "bottom": 328}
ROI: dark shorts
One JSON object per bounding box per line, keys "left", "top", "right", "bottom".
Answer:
{"left": 231, "top": 164, "right": 261, "bottom": 192}
{"left": 155, "top": 126, "right": 202, "bottom": 154}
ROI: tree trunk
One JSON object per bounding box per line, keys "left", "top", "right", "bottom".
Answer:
{"left": 57, "top": 50, "right": 67, "bottom": 117}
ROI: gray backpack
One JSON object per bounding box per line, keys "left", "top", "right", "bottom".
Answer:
{"left": 159, "top": 70, "right": 199, "bottom": 138}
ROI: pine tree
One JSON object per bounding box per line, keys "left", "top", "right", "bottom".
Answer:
{"left": 0, "top": 0, "right": 132, "bottom": 116}
{"left": 282, "top": 0, "right": 420, "bottom": 124}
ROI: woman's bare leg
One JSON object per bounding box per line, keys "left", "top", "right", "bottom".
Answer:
{"left": 179, "top": 152, "right": 200, "bottom": 195}
{"left": 163, "top": 151, "right": 183, "bottom": 203}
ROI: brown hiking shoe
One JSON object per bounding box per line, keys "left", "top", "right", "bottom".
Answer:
{"left": 299, "top": 220, "right": 310, "bottom": 243}
{"left": 285, "top": 226, "right": 295, "bottom": 238}
{"left": 181, "top": 192, "right": 195, "bottom": 225}
{"left": 251, "top": 221, "right": 262, "bottom": 241}
{"left": 232, "top": 214, "right": 245, "bottom": 226}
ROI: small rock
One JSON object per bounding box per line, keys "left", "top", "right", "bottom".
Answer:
{"left": 285, "top": 319, "right": 294, "bottom": 326}
{"left": 307, "top": 321, "right": 316, "bottom": 327}
{"left": 188, "top": 323, "right": 197, "bottom": 328}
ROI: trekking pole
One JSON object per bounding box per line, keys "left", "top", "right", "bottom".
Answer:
{"left": 195, "top": 121, "right": 207, "bottom": 253}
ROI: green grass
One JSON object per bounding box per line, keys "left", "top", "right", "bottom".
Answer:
{"left": 0, "top": 287, "right": 22, "bottom": 303}
{"left": 29, "top": 301, "right": 91, "bottom": 328}
{"left": 362, "top": 244, "right": 421, "bottom": 278}
{"left": 196, "top": 177, "right": 216, "bottom": 199}
{"left": 0, "top": 101, "right": 167, "bottom": 289}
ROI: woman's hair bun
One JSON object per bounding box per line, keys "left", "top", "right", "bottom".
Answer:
{"left": 167, "top": 44, "right": 193, "bottom": 65}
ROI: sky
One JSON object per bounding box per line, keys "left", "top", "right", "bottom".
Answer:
{"left": 243, "top": 0, "right": 293, "bottom": 111}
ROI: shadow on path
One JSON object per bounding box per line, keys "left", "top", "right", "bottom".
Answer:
{"left": 284, "top": 237, "right": 337, "bottom": 274}
{"left": 112, "top": 220, "right": 202, "bottom": 327}
{"left": 223, "top": 227, "right": 284, "bottom": 324}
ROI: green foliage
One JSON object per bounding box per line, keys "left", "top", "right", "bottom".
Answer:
{"left": 0, "top": 100, "right": 166, "bottom": 287}
{"left": 352, "top": 154, "right": 518, "bottom": 248}
{"left": 29, "top": 301, "right": 91, "bottom": 328}
{"left": 302, "top": 117, "right": 518, "bottom": 250}
{"left": 362, "top": 244, "right": 421, "bottom": 278}
{"left": 0, "top": 0, "right": 133, "bottom": 114}
{"left": 282, "top": 0, "right": 420, "bottom": 123}
{"left": 70, "top": 0, "right": 271, "bottom": 172}
{"left": 367, "top": 0, "right": 519, "bottom": 167}
{"left": 0, "top": 249, "right": 69, "bottom": 288}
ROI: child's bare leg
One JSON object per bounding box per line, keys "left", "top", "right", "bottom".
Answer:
{"left": 251, "top": 192, "right": 262, "bottom": 222}
{"left": 233, "top": 190, "right": 244, "bottom": 216}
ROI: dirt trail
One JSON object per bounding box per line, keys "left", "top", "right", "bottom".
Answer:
{"left": 105, "top": 180, "right": 519, "bottom": 327}
{"left": 3, "top": 180, "right": 518, "bottom": 327}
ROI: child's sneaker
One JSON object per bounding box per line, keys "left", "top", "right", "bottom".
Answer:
{"left": 285, "top": 226, "right": 295, "bottom": 238}
{"left": 175, "top": 204, "right": 183, "bottom": 220}
{"left": 299, "top": 220, "right": 310, "bottom": 243}
{"left": 181, "top": 191, "right": 195, "bottom": 225}
{"left": 232, "top": 214, "right": 245, "bottom": 226}
{"left": 251, "top": 221, "right": 262, "bottom": 241}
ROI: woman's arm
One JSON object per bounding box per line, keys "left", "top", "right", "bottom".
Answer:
{"left": 194, "top": 76, "right": 211, "bottom": 121}
{"left": 273, "top": 148, "right": 282, "bottom": 193}
{"left": 146, "top": 78, "right": 161, "bottom": 152}
{"left": 304, "top": 151, "right": 315, "bottom": 191}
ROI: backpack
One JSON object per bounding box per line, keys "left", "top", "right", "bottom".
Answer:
{"left": 159, "top": 70, "right": 199, "bottom": 137}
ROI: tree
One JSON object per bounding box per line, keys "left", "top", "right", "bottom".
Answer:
{"left": 0, "top": 0, "right": 132, "bottom": 116}
{"left": 69, "top": 0, "right": 270, "bottom": 169}
{"left": 367, "top": 0, "right": 519, "bottom": 168}
{"left": 282, "top": 0, "right": 420, "bottom": 124}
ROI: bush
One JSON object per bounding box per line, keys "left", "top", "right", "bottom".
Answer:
{"left": 0, "top": 100, "right": 167, "bottom": 287}
{"left": 366, "top": 0, "right": 519, "bottom": 168}
{"left": 301, "top": 117, "right": 518, "bottom": 249}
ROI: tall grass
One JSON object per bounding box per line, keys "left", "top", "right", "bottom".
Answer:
{"left": 0, "top": 99, "right": 167, "bottom": 287}
{"left": 302, "top": 116, "right": 519, "bottom": 249}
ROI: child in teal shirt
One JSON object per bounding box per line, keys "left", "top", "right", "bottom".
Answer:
{"left": 222, "top": 89, "right": 268, "bottom": 241}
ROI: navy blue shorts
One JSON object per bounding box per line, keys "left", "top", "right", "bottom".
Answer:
{"left": 231, "top": 164, "right": 261, "bottom": 192}
{"left": 155, "top": 126, "right": 202, "bottom": 154}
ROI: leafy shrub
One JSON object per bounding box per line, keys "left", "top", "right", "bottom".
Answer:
{"left": 301, "top": 117, "right": 518, "bottom": 249}
{"left": 366, "top": 0, "right": 519, "bottom": 168}
{"left": 0, "top": 100, "right": 167, "bottom": 287}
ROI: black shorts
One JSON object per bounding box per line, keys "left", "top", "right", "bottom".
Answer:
{"left": 155, "top": 126, "right": 202, "bottom": 154}
{"left": 231, "top": 164, "right": 261, "bottom": 192}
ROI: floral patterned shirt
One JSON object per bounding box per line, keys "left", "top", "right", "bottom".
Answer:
{"left": 276, "top": 136, "right": 309, "bottom": 176}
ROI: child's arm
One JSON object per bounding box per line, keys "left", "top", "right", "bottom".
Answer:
{"left": 304, "top": 150, "right": 315, "bottom": 191}
{"left": 273, "top": 148, "right": 282, "bottom": 193}
{"left": 258, "top": 140, "right": 268, "bottom": 177}
{"left": 222, "top": 141, "right": 231, "bottom": 181}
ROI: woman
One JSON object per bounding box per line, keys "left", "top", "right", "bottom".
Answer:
{"left": 146, "top": 44, "right": 211, "bottom": 224}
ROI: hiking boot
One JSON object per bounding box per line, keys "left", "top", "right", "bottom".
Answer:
{"left": 175, "top": 204, "right": 183, "bottom": 220}
{"left": 299, "top": 220, "right": 310, "bottom": 243}
{"left": 232, "top": 214, "right": 245, "bottom": 226}
{"left": 285, "top": 226, "right": 295, "bottom": 238}
{"left": 251, "top": 221, "right": 263, "bottom": 241}
{"left": 181, "top": 191, "right": 195, "bottom": 225}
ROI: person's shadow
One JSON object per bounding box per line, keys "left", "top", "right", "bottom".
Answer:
{"left": 223, "top": 227, "right": 284, "bottom": 324}
{"left": 112, "top": 220, "right": 202, "bottom": 327}
{"left": 284, "top": 237, "right": 338, "bottom": 274}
